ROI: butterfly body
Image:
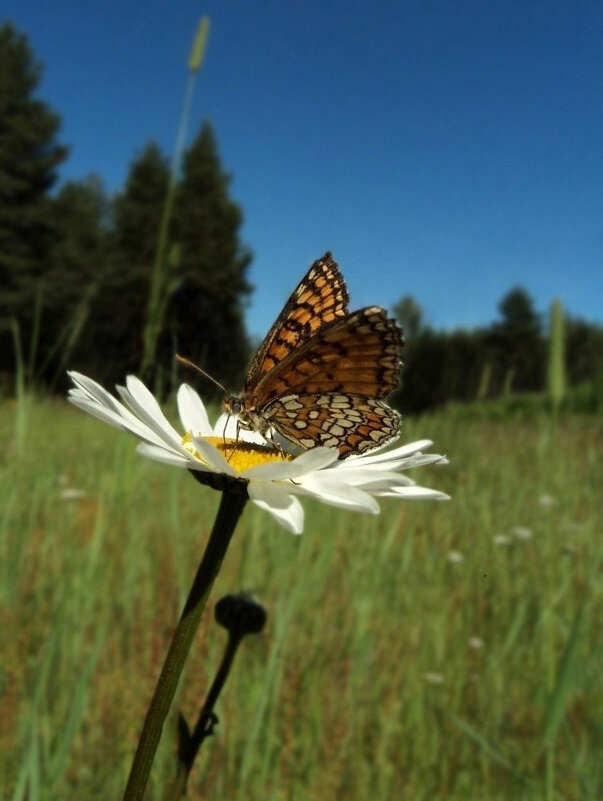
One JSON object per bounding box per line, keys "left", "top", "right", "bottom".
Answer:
{"left": 222, "top": 253, "right": 403, "bottom": 458}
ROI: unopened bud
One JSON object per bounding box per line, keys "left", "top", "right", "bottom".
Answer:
{"left": 215, "top": 593, "right": 267, "bottom": 636}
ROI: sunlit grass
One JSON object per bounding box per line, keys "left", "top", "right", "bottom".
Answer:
{"left": 1, "top": 397, "right": 601, "bottom": 800}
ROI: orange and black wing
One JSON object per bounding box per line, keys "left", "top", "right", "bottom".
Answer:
{"left": 264, "top": 393, "right": 401, "bottom": 457}
{"left": 247, "top": 306, "right": 403, "bottom": 408}
{"left": 244, "top": 252, "right": 349, "bottom": 393}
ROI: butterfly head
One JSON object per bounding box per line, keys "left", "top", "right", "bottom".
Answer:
{"left": 222, "top": 393, "right": 244, "bottom": 417}
{"left": 223, "top": 394, "right": 272, "bottom": 439}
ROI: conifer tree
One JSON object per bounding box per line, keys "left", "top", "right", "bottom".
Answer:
{"left": 169, "top": 121, "right": 252, "bottom": 392}
{"left": 45, "top": 176, "right": 109, "bottom": 383}
{"left": 0, "top": 22, "right": 67, "bottom": 374}
{"left": 490, "top": 286, "right": 544, "bottom": 392}
{"left": 48, "top": 176, "right": 109, "bottom": 309}
{"left": 95, "top": 143, "right": 170, "bottom": 382}
{"left": 393, "top": 295, "right": 423, "bottom": 342}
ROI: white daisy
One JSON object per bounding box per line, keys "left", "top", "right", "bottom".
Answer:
{"left": 67, "top": 372, "right": 449, "bottom": 534}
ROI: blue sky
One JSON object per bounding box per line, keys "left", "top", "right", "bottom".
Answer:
{"left": 10, "top": 0, "right": 603, "bottom": 338}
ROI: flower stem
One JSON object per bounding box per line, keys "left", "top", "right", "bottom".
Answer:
{"left": 122, "top": 489, "right": 247, "bottom": 801}
{"left": 166, "top": 631, "right": 244, "bottom": 800}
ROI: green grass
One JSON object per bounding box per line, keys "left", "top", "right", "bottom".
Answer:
{"left": 1, "top": 397, "right": 601, "bottom": 800}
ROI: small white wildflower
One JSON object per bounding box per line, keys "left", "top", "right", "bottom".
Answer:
{"left": 512, "top": 526, "right": 533, "bottom": 541}
{"left": 59, "top": 487, "right": 88, "bottom": 501}
{"left": 424, "top": 672, "right": 445, "bottom": 684}
{"left": 468, "top": 636, "right": 485, "bottom": 650}
{"left": 492, "top": 534, "right": 512, "bottom": 546}
{"left": 447, "top": 550, "right": 465, "bottom": 564}
{"left": 538, "top": 494, "right": 556, "bottom": 508}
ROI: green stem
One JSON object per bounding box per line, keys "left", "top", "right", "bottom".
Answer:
{"left": 123, "top": 489, "right": 247, "bottom": 801}
{"left": 188, "top": 632, "right": 242, "bottom": 756}
{"left": 140, "top": 21, "right": 207, "bottom": 382}
{"left": 166, "top": 632, "right": 243, "bottom": 800}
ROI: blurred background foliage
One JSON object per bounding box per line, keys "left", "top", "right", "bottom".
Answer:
{"left": 1, "top": 20, "right": 603, "bottom": 412}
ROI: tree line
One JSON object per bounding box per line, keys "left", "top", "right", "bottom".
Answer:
{"left": 0, "top": 22, "right": 251, "bottom": 396}
{"left": 2, "top": 21, "right": 602, "bottom": 412}
{"left": 391, "top": 292, "right": 603, "bottom": 413}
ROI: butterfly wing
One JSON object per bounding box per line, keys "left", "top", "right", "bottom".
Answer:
{"left": 244, "top": 252, "right": 349, "bottom": 393}
{"left": 246, "top": 307, "right": 403, "bottom": 408}
{"left": 264, "top": 393, "right": 401, "bottom": 457}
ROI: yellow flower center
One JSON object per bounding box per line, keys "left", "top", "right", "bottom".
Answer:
{"left": 182, "top": 432, "right": 292, "bottom": 473}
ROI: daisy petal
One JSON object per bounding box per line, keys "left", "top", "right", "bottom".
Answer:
{"left": 68, "top": 372, "right": 125, "bottom": 411}
{"left": 68, "top": 394, "right": 165, "bottom": 446}
{"left": 190, "top": 435, "right": 237, "bottom": 476}
{"left": 296, "top": 474, "right": 380, "bottom": 513}
{"left": 243, "top": 447, "right": 338, "bottom": 480}
{"left": 321, "top": 467, "right": 415, "bottom": 488}
{"left": 347, "top": 439, "right": 435, "bottom": 467}
{"left": 177, "top": 384, "right": 212, "bottom": 435}
{"left": 116, "top": 378, "right": 183, "bottom": 448}
{"left": 387, "top": 486, "right": 451, "bottom": 500}
{"left": 288, "top": 447, "right": 340, "bottom": 472}
{"left": 374, "top": 453, "right": 447, "bottom": 471}
{"left": 212, "top": 412, "right": 238, "bottom": 438}
{"left": 248, "top": 482, "right": 304, "bottom": 534}
{"left": 136, "top": 442, "right": 211, "bottom": 470}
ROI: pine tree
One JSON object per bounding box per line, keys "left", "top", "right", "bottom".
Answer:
{"left": 48, "top": 177, "right": 109, "bottom": 308}
{"left": 490, "top": 287, "right": 544, "bottom": 393}
{"left": 169, "top": 121, "right": 252, "bottom": 393}
{"left": 45, "top": 176, "right": 110, "bottom": 384}
{"left": 0, "top": 22, "right": 67, "bottom": 374}
{"left": 565, "top": 318, "right": 603, "bottom": 387}
{"left": 93, "top": 143, "right": 170, "bottom": 383}
{"left": 393, "top": 295, "right": 423, "bottom": 341}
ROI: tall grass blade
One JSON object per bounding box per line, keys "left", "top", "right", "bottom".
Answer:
{"left": 189, "top": 16, "right": 210, "bottom": 73}
{"left": 36, "top": 282, "right": 97, "bottom": 389}
{"left": 140, "top": 16, "right": 210, "bottom": 381}
{"left": 10, "top": 718, "right": 40, "bottom": 801}
{"left": 47, "top": 619, "right": 108, "bottom": 787}
{"left": 503, "top": 367, "right": 515, "bottom": 398}
{"left": 448, "top": 713, "right": 515, "bottom": 773}
{"left": 26, "top": 283, "right": 43, "bottom": 388}
{"left": 476, "top": 361, "right": 492, "bottom": 401}
{"left": 547, "top": 299, "right": 566, "bottom": 414}
{"left": 10, "top": 317, "right": 30, "bottom": 452}
{"left": 542, "top": 602, "right": 584, "bottom": 745}
{"left": 10, "top": 317, "right": 25, "bottom": 397}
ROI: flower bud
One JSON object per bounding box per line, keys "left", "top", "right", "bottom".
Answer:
{"left": 215, "top": 593, "right": 267, "bottom": 636}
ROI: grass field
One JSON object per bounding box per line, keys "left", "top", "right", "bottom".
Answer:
{"left": 1, "top": 395, "right": 601, "bottom": 800}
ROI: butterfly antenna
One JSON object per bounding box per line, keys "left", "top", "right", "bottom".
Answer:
{"left": 222, "top": 413, "right": 232, "bottom": 460}
{"left": 175, "top": 354, "right": 228, "bottom": 394}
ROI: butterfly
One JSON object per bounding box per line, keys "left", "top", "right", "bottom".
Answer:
{"left": 221, "top": 252, "right": 403, "bottom": 458}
